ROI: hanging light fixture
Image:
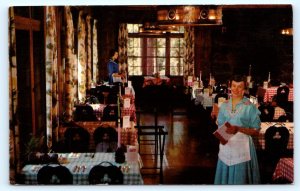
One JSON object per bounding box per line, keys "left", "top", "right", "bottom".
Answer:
{"left": 157, "top": 5, "right": 223, "bottom": 26}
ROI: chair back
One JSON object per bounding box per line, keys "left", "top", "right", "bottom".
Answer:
{"left": 89, "top": 161, "right": 123, "bottom": 184}
{"left": 256, "top": 87, "right": 266, "bottom": 103}
{"left": 37, "top": 165, "right": 73, "bottom": 185}
{"left": 102, "top": 105, "right": 118, "bottom": 122}
{"left": 276, "top": 86, "right": 289, "bottom": 108}
{"left": 214, "top": 93, "right": 228, "bottom": 103}
{"left": 73, "top": 105, "right": 97, "bottom": 121}
{"left": 64, "top": 127, "right": 90, "bottom": 152}
{"left": 265, "top": 125, "right": 290, "bottom": 159}
{"left": 258, "top": 104, "right": 275, "bottom": 122}
{"left": 85, "top": 95, "right": 100, "bottom": 104}
{"left": 93, "top": 127, "right": 118, "bottom": 144}
{"left": 94, "top": 127, "right": 118, "bottom": 152}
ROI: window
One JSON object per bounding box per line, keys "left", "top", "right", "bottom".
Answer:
{"left": 128, "top": 37, "right": 142, "bottom": 75}
{"left": 127, "top": 24, "right": 184, "bottom": 76}
{"left": 170, "top": 38, "right": 184, "bottom": 76}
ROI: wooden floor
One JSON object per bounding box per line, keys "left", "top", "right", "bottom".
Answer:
{"left": 137, "top": 105, "right": 220, "bottom": 185}
{"left": 136, "top": 103, "right": 291, "bottom": 185}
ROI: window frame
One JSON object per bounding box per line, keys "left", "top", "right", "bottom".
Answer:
{"left": 128, "top": 32, "right": 184, "bottom": 76}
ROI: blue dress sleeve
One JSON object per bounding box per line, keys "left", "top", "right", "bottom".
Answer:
{"left": 247, "top": 104, "right": 261, "bottom": 129}
{"left": 217, "top": 102, "right": 227, "bottom": 127}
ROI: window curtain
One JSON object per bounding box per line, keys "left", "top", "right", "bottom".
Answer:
{"left": 64, "top": 6, "right": 75, "bottom": 122}
{"left": 118, "top": 23, "right": 128, "bottom": 81}
{"left": 9, "top": 7, "right": 21, "bottom": 175}
{"left": 77, "top": 10, "right": 87, "bottom": 102}
{"left": 45, "top": 6, "right": 59, "bottom": 150}
{"left": 86, "top": 15, "right": 92, "bottom": 89}
{"left": 92, "top": 19, "right": 99, "bottom": 83}
{"left": 183, "top": 26, "right": 195, "bottom": 84}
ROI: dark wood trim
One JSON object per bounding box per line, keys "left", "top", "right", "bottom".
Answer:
{"left": 28, "top": 8, "right": 36, "bottom": 136}
{"left": 165, "top": 35, "right": 170, "bottom": 76}
{"left": 142, "top": 38, "right": 147, "bottom": 75}
{"left": 14, "top": 15, "right": 40, "bottom": 31}
{"left": 56, "top": 7, "right": 63, "bottom": 126}
{"left": 129, "top": 33, "right": 183, "bottom": 38}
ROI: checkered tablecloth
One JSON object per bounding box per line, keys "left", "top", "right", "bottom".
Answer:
{"left": 143, "top": 76, "right": 170, "bottom": 87}
{"left": 273, "top": 106, "right": 286, "bottom": 120}
{"left": 21, "top": 153, "right": 143, "bottom": 185}
{"left": 253, "top": 122, "right": 294, "bottom": 150}
{"left": 263, "top": 87, "right": 293, "bottom": 102}
{"left": 195, "top": 94, "right": 214, "bottom": 109}
{"left": 88, "top": 103, "right": 136, "bottom": 123}
{"left": 272, "top": 157, "right": 294, "bottom": 182}
{"left": 122, "top": 104, "right": 136, "bottom": 123}
{"left": 121, "top": 94, "right": 135, "bottom": 104}
{"left": 59, "top": 122, "right": 138, "bottom": 150}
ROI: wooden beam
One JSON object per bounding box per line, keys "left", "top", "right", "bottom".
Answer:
{"left": 14, "top": 15, "right": 40, "bottom": 31}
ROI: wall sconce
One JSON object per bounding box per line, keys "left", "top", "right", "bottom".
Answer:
{"left": 281, "top": 28, "right": 293, "bottom": 36}
{"left": 157, "top": 5, "right": 222, "bottom": 26}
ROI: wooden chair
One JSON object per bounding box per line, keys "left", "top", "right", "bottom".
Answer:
{"left": 64, "top": 126, "right": 90, "bottom": 153}
{"left": 37, "top": 165, "right": 73, "bottom": 185}
{"left": 89, "top": 162, "right": 123, "bottom": 185}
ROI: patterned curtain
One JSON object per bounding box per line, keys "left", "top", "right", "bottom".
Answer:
{"left": 9, "top": 7, "right": 21, "bottom": 175}
{"left": 45, "top": 6, "right": 59, "bottom": 149}
{"left": 86, "top": 15, "right": 92, "bottom": 89}
{"left": 77, "top": 11, "right": 87, "bottom": 102}
{"left": 92, "top": 19, "right": 99, "bottom": 83}
{"left": 118, "top": 23, "right": 128, "bottom": 81}
{"left": 64, "top": 6, "right": 75, "bottom": 122}
{"left": 183, "top": 26, "right": 195, "bottom": 84}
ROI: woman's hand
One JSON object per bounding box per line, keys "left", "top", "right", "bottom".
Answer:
{"left": 225, "top": 123, "right": 238, "bottom": 134}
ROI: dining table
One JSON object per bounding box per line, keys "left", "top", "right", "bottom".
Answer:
{"left": 253, "top": 122, "right": 294, "bottom": 150}
{"left": 142, "top": 76, "right": 170, "bottom": 87}
{"left": 89, "top": 102, "right": 136, "bottom": 123}
{"left": 59, "top": 121, "right": 138, "bottom": 151}
{"left": 21, "top": 152, "right": 144, "bottom": 185}
{"left": 272, "top": 157, "right": 294, "bottom": 183}
{"left": 263, "top": 86, "right": 293, "bottom": 102}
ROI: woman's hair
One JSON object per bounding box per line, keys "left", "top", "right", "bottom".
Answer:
{"left": 231, "top": 75, "right": 247, "bottom": 89}
{"left": 109, "top": 49, "right": 118, "bottom": 57}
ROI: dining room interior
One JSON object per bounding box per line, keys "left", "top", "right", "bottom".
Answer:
{"left": 8, "top": 4, "right": 294, "bottom": 185}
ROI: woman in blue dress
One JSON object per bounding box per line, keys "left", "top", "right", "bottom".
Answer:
{"left": 214, "top": 75, "right": 261, "bottom": 184}
{"left": 107, "top": 49, "right": 119, "bottom": 85}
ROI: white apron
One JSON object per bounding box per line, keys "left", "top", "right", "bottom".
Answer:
{"left": 218, "top": 132, "right": 251, "bottom": 166}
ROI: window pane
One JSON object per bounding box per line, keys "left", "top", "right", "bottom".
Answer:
{"left": 170, "top": 38, "right": 180, "bottom": 47}
{"left": 127, "top": 24, "right": 134, "bottom": 33}
{"left": 170, "top": 58, "right": 183, "bottom": 76}
{"left": 157, "top": 48, "right": 165, "bottom": 57}
{"left": 170, "top": 58, "right": 179, "bottom": 67}
{"left": 157, "top": 38, "right": 166, "bottom": 47}
{"left": 170, "top": 47, "right": 180, "bottom": 57}
{"left": 146, "top": 58, "right": 155, "bottom": 75}
{"left": 157, "top": 58, "right": 166, "bottom": 76}
{"left": 127, "top": 24, "right": 142, "bottom": 33}
{"left": 132, "top": 48, "right": 141, "bottom": 56}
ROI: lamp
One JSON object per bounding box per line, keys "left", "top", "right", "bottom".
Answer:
{"left": 157, "top": 5, "right": 222, "bottom": 26}
{"left": 281, "top": 28, "right": 293, "bottom": 36}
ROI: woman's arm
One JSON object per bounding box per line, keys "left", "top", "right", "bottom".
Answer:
{"left": 226, "top": 124, "right": 259, "bottom": 136}
{"left": 236, "top": 126, "right": 260, "bottom": 136}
